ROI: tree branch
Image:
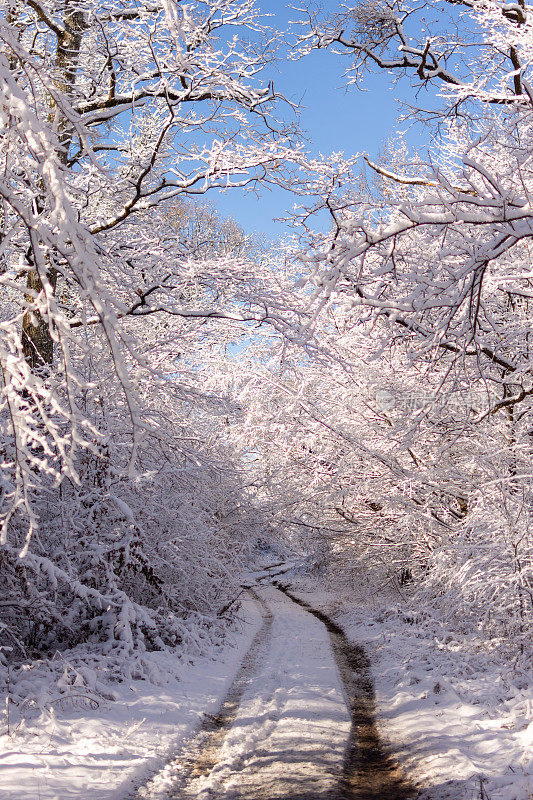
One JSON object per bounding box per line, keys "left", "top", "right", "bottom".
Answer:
{"left": 26, "top": 0, "right": 66, "bottom": 38}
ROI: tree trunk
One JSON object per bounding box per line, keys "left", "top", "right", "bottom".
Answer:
{"left": 21, "top": 3, "right": 85, "bottom": 370}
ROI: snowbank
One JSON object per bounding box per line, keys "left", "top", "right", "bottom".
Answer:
{"left": 0, "top": 596, "right": 262, "bottom": 800}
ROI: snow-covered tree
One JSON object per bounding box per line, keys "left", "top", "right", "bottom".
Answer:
{"left": 295, "top": 0, "right": 533, "bottom": 369}
{"left": 0, "top": 0, "right": 304, "bottom": 667}
{"left": 282, "top": 0, "right": 533, "bottom": 645}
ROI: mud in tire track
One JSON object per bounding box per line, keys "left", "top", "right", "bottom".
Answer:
{"left": 275, "top": 584, "right": 417, "bottom": 800}
{"left": 133, "top": 588, "right": 273, "bottom": 800}
{"left": 187, "top": 588, "right": 274, "bottom": 780}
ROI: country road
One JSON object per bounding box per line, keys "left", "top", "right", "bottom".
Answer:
{"left": 137, "top": 584, "right": 415, "bottom": 800}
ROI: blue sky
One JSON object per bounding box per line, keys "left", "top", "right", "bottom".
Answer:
{"left": 209, "top": 0, "right": 415, "bottom": 240}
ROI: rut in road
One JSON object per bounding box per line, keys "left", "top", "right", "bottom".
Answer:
{"left": 185, "top": 588, "right": 274, "bottom": 780}
{"left": 133, "top": 588, "right": 274, "bottom": 800}
{"left": 134, "top": 584, "right": 417, "bottom": 800}
{"left": 276, "top": 584, "right": 416, "bottom": 800}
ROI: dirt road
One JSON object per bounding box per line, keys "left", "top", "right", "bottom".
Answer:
{"left": 136, "top": 585, "right": 415, "bottom": 800}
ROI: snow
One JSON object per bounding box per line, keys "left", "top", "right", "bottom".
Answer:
{"left": 0, "top": 596, "right": 263, "bottom": 800}
{"left": 288, "top": 579, "right": 533, "bottom": 800}
{"left": 1, "top": 574, "right": 531, "bottom": 800}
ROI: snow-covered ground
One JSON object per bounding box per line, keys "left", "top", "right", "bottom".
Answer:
{"left": 1, "top": 571, "right": 531, "bottom": 800}
{"left": 289, "top": 579, "right": 533, "bottom": 800}
{"left": 0, "top": 582, "right": 351, "bottom": 800}
{"left": 0, "top": 596, "right": 263, "bottom": 800}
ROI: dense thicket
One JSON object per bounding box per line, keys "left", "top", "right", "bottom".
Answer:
{"left": 212, "top": 0, "right": 533, "bottom": 655}
{"left": 0, "top": 0, "right": 300, "bottom": 674}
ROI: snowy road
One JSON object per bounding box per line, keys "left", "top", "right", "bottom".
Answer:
{"left": 2, "top": 582, "right": 529, "bottom": 800}
{"left": 139, "top": 585, "right": 414, "bottom": 800}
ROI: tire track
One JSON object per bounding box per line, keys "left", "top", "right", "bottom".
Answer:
{"left": 134, "top": 588, "right": 273, "bottom": 799}
{"left": 275, "top": 584, "right": 417, "bottom": 800}
{"left": 188, "top": 588, "right": 274, "bottom": 780}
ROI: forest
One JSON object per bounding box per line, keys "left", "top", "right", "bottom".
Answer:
{"left": 0, "top": 0, "right": 532, "bottom": 798}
